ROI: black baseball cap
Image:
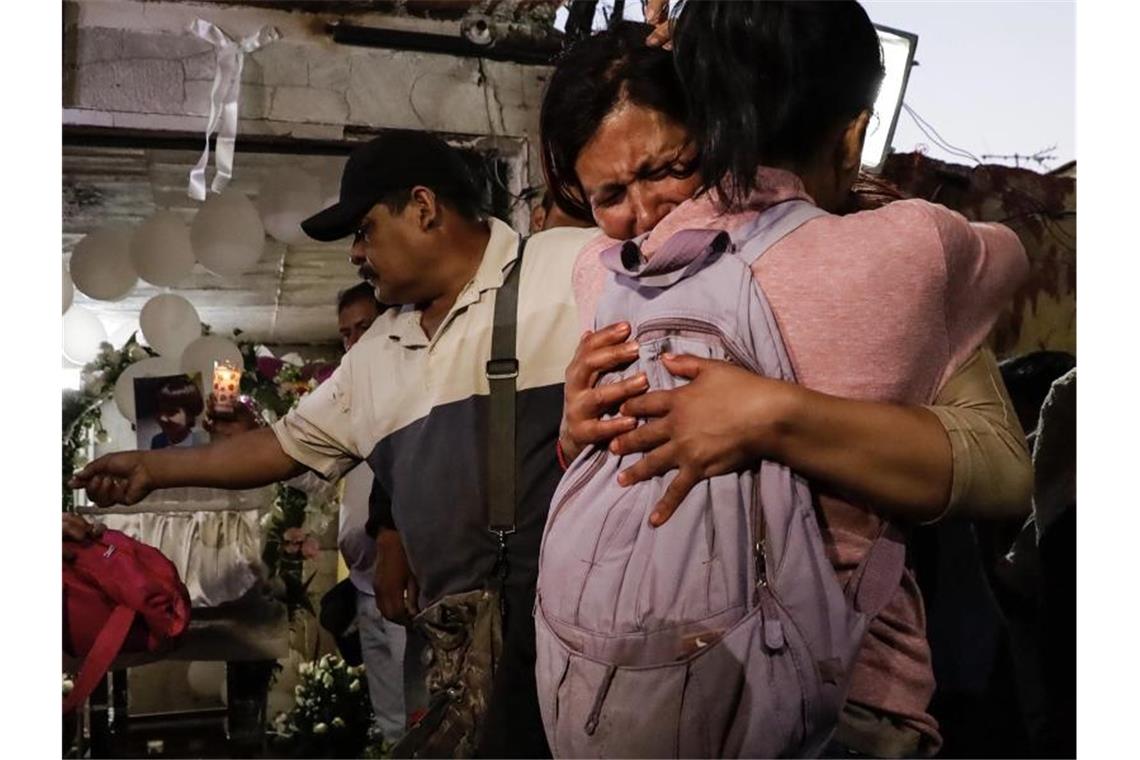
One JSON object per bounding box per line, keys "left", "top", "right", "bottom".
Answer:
{"left": 301, "top": 131, "right": 480, "bottom": 242}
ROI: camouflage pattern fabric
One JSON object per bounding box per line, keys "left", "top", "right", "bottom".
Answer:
{"left": 391, "top": 587, "right": 503, "bottom": 759}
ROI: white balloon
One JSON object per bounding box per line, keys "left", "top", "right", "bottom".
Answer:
{"left": 69, "top": 225, "right": 138, "bottom": 301}
{"left": 191, "top": 190, "right": 266, "bottom": 277}
{"left": 112, "top": 355, "right": 181, "bottom": 423}
{"left": 317, "top": 165, "right": 343, "bottom": 209}
{"left": 131, "top": 211, "right": 197, "bottom": 287}
{"left": 139, "top": 294, "right": 202, "bottom": 358}
{"left": 62, "top": 307, "right": 108, "bottom": 365}
{"left": 186, "top": 661, "right": 226, "bottom": 700}
{"left": 63, "top": 262, "right": 74, "bottom": 314}
{"left": 257, "top": 167, "right": 323, "bottom": 245}
{"left": 180, "top": 335, "right": 244, "bottom": 396}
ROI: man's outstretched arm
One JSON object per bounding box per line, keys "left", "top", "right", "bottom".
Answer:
{"left": 69, "top": 427, "right": 306, "bottom": 507}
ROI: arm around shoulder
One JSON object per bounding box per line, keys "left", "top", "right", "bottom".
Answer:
{"left": 923, "top": 348, "right": 1033, "bottom": 522}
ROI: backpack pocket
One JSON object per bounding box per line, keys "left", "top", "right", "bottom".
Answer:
{"left": 537, "top": 606, "right": 687, "bottom": 758}
{"left": 636, "top": 317, "right": 761, "bottom": 380}
{"left": 536, "top": 587, "right": 824, "bottom": 758}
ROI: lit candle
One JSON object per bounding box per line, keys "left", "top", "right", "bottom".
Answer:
{"left": 212, "top": 361, "right": 243, "bottom": 414}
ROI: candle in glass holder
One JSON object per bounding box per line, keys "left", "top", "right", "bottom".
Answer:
{"left": 212, "top": 361, "right": 243, "bottom": 414}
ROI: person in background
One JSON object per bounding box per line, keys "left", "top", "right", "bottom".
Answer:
{"left": 1029, "top": 367, "right": 1075, "bottom": 758}
{"left": 530, "top": 188, "right": 594, "bottom": 233}
{"left": 150, "top": 377, "right": 207, "bottom": 450}
{"left": 992, "top": 361, "right": 1076, "bottom": 758}
{"left": 999, "top": 351, "right": 1077, "bottom": 450}
{"left": 331, "top": 282, "right": 428, "bottom": 743}
{"left": 205, "top": 282, "right": 425, "bottom": 743}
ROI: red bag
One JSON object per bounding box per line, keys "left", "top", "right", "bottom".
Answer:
{"left": 63, "top": 529, "right": 191, "bottom": 713}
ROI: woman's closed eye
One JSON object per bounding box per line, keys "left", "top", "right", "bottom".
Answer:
{"left": 592, "top": 187, "right": 626, "bottom": 209}
{"left": 640, "top": 157, "right": 694, "bottom": 183}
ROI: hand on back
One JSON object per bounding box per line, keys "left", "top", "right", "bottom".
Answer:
{"left": 559, "top": 322, "right": 648, "bottom": 463}
{"left": 645, "top": 0, "right": 673, "bottom": 49}
{"left": 609, "top": 354, "right": 794, "bottom": 527}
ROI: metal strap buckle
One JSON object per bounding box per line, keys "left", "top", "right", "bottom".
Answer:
{"left": 488, "top": 526, "right": 516, "bottom": 541}
{"left": 485, "top": 358, "right": 519, "bottom": 380}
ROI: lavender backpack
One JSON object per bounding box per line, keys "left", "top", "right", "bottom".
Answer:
{"left": 535, "top": 200, "right": 907, "bottom": 758}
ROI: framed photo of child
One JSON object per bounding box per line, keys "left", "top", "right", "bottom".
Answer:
{"left": 134, "top": 374, "right": 209, "bottom": 451}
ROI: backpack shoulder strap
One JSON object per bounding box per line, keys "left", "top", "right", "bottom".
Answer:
{"left": 63, "top": 605, "right": 135, "bottom": 714}
{"left": 735, "top": 200, "right": 829, "bottom": 267}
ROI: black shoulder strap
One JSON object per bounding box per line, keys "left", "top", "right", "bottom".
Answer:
{"left": 486, "top": 235, "right": 526, "bottom": 536}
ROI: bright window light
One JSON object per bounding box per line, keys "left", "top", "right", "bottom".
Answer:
{"left": 62, "top": 365, "right": 83, "bottom": 391}
{"left": 863, "top": 25, "right": 919, "bottom": 172}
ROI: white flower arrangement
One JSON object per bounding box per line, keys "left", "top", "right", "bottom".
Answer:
{"left": 270, "top": 654, "right": 373, "bottom": 758}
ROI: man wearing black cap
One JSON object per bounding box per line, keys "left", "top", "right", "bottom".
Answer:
{"left": 72, "top": 131, "right": 600, "bottom": 756}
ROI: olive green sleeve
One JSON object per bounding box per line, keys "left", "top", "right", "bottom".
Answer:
{"left": 922, "top": 348, "right": 1034, "bottom": 522}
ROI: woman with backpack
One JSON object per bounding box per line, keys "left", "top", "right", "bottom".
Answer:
{"left": 536, "top": 5, "right": 1031, "bottom": 757}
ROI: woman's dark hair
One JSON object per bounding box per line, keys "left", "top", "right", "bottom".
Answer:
{"left": 157, "top": 377, "right": 204, "bottom": 419}
{"left": 540, "top": 21, "right": 689, "bottom": 222}
{"left": 673, "top": 0, "right": 885, "bottom": 207}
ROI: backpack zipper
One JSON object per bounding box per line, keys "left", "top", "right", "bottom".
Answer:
{"left": 634, "top": 316, "right": 771, "bottom": 606}
{"left": 752, "top": 475, "right": 768, "bottom": 605}
{"left": 634, "top": 317, "right": 761, "bottom": 374}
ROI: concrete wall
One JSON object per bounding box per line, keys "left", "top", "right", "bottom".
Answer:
{"left": 64, "top": 0, "right": 554, "bottom": 229}
{"left": 881, "top": 153, "right": 1076, "bottom": 360}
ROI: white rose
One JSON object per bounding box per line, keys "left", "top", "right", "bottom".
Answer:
{"left": 348, "top": 679, "right": 361, "bottom": 693}
{"left": 294, "top": 685, "right": 305, "bottom": 698}
{"left": 331, "top": 717, "right": 345, "bottom": 729}
{"left": 322, "top": 673, "right": 334, "bottom": 689}
{"left": 63, "top": 678, "right": 74, "bottom": 695}
{"left": 313, "top": 722, "right": 328, "bottom": 735}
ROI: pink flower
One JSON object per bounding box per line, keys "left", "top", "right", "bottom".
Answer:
{"left": 257, "top": 356, "right": 285, "bottom": 381}
{"left": 300, "top": 361, "right": 338, "bottom": 384}
{"left": 301, "top": 536, "right": 321, "bottom": 560}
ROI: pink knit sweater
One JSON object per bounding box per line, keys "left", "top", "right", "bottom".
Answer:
{"left": 572, "top": 168, "right": 1028, "bottom": 749}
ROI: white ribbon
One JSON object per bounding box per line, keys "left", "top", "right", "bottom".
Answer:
{"left": 187, "top": 19, "right": 280, "bottom": 201}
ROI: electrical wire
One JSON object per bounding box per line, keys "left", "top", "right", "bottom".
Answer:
{"left": 902, "top": 104, "right": 984, "bottom": 165}
{"left": 901, "top": 103, "right": 1076, "bottom": 248}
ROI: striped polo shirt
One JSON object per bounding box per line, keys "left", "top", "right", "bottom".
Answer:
{"left": 273, "top": 218, "right": 598, "bottom": 606}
